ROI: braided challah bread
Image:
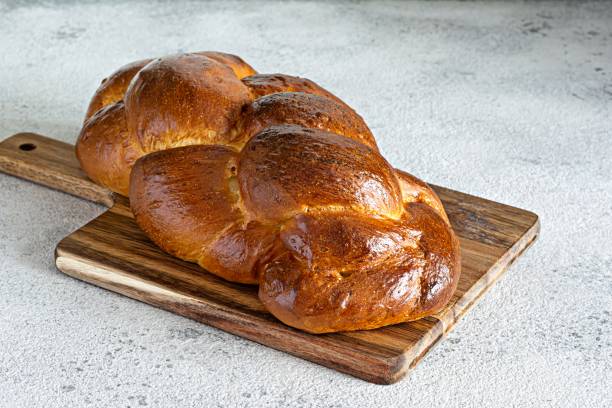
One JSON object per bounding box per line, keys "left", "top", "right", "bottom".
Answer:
{"left": 77, "top": 51, "right": 460, "bottom": 333}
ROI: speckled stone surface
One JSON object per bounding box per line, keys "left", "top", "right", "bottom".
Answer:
{"left": 0, "top": 1, "right": 611, "bottom": 407}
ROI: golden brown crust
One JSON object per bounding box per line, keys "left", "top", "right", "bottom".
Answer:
{"left": 195, "top": 51, "right": 257, "bottom": 79}
{"left": 203, "top": 221, "right": 277, "bottom": 283}
{"left": 237, "top": 92, "right": 378, "bottom": 150}
{"left": 395, "top": 169, "right": 449, "bottom": 223}
{"left": 76, "top": 101, "right": 142, "bottom": 196}
{"left": 84, "top": 59, "right": 152, "bottom": 121}
{"left": 129, "top": 145, "right": 242, "bottom": 261}
{"left": 129, "top": 125, "right": 460, "bottom": 332}
{"left": 78, "top": 52, "right": 256, "bottom": 195}
{"left": 76, "top": 52, "right": 364, "bottom": 196}
{"left": 260, "top": 203, "right": 460, "bottom": 333}
{"left": 129, "top": 145, "right": 277, "bottom": 284}
{"left": 242, "top": 73, "right": 343, "bottom": 103}
{"left": 78, "top": 51, "right": 461, "bottom": 333}
{"left": 238, "top": 125, "right": 401, "bottom": 222}
{"left": 125, "top": 54, "right": 251, "bottom": 152}
{"left": 83, "top": 51, "right": 254, "bottom": 123}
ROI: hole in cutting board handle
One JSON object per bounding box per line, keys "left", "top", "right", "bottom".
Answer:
{"left": 19, "top": 143, "right": 36, "bottom": 151}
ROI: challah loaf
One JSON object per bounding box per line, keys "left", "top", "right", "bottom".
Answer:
{"left": 77, "top": 52, "right": 460, "bottom": 333}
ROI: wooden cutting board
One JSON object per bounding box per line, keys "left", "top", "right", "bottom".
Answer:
{"left": 0, "top": 132, "right": 539, "bottom": 384}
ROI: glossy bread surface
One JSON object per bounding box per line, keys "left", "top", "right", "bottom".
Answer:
{"left": 128, "top": 125, "right": 460, "bottom": 333}
{"left": 238, "top": 125, "right": 398, "bottom": 221}
{"left": 76, "top": 52, "right": 365, "bottom": 196}
{"left": 77, "top": 51, "right": 461, "bottom": 333}
{"left": 238, "top": 92, "right": 378, "bottom": 149}
{"left": 125, "top": 54, "right": 251, "bottom": 151}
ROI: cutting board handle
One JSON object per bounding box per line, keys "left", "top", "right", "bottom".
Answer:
{"left": 0, "top": 133, "right": 114, "bottom": 207}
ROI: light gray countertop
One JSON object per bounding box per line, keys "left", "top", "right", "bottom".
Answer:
{"left": 1, "top": 1, "right": 610, "bottom": 407}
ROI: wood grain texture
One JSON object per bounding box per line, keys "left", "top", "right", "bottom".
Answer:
{"left": 0, "top": 133, "right": 539, "bottom": 384}
{"left": 0, "top": 133, "right": 114, "bottom": 206}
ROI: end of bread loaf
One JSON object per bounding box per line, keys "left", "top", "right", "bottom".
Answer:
{"left": 259, "top": 202, "right": 460, "bottom": 333}
{"left": 76, "top": 101, "right": 142, "bottom": 196}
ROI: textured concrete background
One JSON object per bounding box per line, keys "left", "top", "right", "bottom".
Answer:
{"left": 1, "top": 1, "right": 611, "bottom": 407}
